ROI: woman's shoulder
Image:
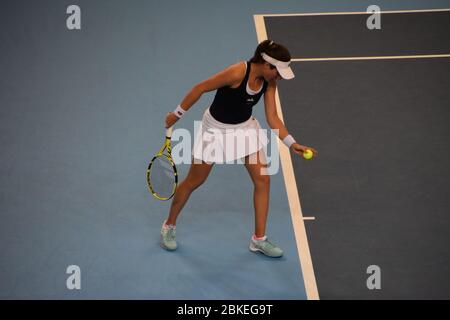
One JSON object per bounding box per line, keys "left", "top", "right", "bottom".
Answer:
{"left": 223, "top": 61, "right": 247, "bottom": 88}
{"left": 227, "top": 61, "right": 247, "bottom": 77}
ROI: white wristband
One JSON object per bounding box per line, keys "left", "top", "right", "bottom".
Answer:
{"left": 173, "top": 105, "right": 186, "bottom": 118}
{"left": 282, "top": 135, "right": 296, "bottom": 148}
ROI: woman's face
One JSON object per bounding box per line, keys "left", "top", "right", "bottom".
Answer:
{"left": 263, "top": 62, "right": 282, "bottom": 81}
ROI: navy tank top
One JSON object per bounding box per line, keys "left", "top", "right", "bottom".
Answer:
{"left": 209, "top": 61, "right": 268, "bottom": 124}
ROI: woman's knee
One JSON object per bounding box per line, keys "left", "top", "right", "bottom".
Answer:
{"left": 253, "top": 173, "right": 270, "bottom": 188}
{"left": 187, "top": 178, "right": 206, "bottom": 191}
{"left": 184, "top": 162, "right": 213, "bottom": 191}
{"left": 183, "top": 173, "right": 208, "bottom": 191}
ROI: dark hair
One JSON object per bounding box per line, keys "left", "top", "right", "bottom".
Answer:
{"left": 250, "top": 40, "right": 291, "bottom": 64}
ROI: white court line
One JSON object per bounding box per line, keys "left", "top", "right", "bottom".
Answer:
{"left": 257, "top": 8, "right": 450, "bottom": 63}
{"left": 254, "top": 14, "right": 319, "bottom": 301}
{"left": 257, "top": 8, "right": 450, "bottom": 17}
{"left": 303, "top": 217, "right": 316, "bottom": 221}
{"left": 292, "top": 54, "right": 450, "bottom": 62}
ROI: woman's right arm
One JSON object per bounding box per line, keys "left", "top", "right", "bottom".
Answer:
{"left": 165, "top": 62, "right": 245, "bottom": 128}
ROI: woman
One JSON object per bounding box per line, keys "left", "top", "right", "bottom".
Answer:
{"left": 161, "top": 40, "right": 318, "bottom": 258}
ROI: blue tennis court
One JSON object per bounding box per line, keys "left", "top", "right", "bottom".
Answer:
{"left": 1, "top": 0, "right": 449, "bottom": 300}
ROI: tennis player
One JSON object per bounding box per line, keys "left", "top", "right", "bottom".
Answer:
{"left": 161, "top": 40, "right": 318, "bottom": 257}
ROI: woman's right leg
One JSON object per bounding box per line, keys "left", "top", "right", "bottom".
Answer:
{"left": 165, "top": 158, "right": 214, "bottom": 225}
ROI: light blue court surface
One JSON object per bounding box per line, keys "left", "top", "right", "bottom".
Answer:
{"left": 1, "top": 0, "right": 449, "bottom": 299}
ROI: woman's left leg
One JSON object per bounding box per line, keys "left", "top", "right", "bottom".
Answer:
{"left": 244, "top": 150, "right": 283, "bottom": 258}
{"left": 244, "top": 150, "right": 270, "bottom": 238}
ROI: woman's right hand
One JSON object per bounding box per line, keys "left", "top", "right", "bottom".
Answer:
{"left": 165, "top": 112, "right": 179, "bottom": 128}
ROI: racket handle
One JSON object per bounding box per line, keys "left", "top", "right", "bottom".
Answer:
{"left": 166, "top": 126, "right": 173, "bottom": 138}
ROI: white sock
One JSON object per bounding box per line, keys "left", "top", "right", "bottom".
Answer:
{"left": 163, "top": 221, "right": 176, "bottom": 229}
{"left": 252, "top": 235, "right": 267, "bottom": 241}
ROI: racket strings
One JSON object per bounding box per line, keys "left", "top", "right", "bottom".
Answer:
{"left": 148, "top": 156, "right": 177, "bottom": 200}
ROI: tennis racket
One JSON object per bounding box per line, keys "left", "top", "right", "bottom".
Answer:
{"left": 147, "top": 127, "right": 178, "bottom": 201}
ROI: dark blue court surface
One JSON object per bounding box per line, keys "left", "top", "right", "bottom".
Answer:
{"left": 267, "top": 10, "right": 450, "bottom": 299}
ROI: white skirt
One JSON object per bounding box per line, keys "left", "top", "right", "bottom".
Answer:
{"left": 192, "top": 108, "right": 269, "bottom": 164}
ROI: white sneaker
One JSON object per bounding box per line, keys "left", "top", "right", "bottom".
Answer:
{"left": 160, "top": 221, "right": 177, "bottom": 251}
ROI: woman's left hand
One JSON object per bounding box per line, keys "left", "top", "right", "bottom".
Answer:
{"left": 290, "top": 143, "right": 319, "bottom": 157}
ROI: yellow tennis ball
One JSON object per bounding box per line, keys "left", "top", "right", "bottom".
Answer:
{"left": 303, "top": 149, "right": 313, "bottom": 160}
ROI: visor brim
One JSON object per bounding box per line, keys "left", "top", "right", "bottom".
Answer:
{"left": 277, "top": 66, "right": 295, "bottom": 80}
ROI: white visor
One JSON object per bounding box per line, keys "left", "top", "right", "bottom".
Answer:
{"left": 261, "top": 52, "right": 295, "bottom": 80}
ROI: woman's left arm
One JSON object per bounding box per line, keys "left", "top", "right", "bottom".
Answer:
{"left": 264, "top": 80, "right": 318, "bottom": 157}
{"left": 264, "top": 80, "right": 289, "bottom": 139}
